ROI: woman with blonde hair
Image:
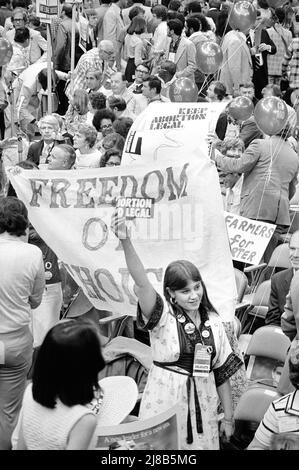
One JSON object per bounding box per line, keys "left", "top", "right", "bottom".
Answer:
{"left": 64, "top": 89, "right": 89, "bottom": 135}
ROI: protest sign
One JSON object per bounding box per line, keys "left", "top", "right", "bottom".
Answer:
{"left": 93, "top": 405, "right": 180, "bottom": 450}
{"left": 122, "top": 102, "right": 227, "bottom": 165}
{"left": 36, "top": 0, "right": 59, "bottom": 23}
{"left": 224, "top": 212, "right": 276, "bottom": 265}
{"left": 9, "top": 154, "right": 236, "bottom": 321}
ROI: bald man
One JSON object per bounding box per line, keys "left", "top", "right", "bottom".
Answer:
{"left": 66, "top": 39, "right": 117, "bottom": 99}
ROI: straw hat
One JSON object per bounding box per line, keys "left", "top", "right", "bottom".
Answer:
{"left": 88, "top": 376, "right": 139, "bottom": 426}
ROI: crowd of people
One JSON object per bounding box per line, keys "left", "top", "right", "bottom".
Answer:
{"left": 1, "top": 0, "right": 299, "bottom": 453}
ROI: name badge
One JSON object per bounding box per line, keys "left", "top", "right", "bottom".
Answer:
{"left": 168, "top": 52, "right": 176, "bottom": 62}
{"left": 193, "top": 343, "right": 211, "bottom": 377}
{"left": 0, "top": 340, "right": 5, "bottom": 365}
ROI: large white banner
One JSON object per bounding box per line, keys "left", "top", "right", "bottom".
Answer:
{"left": 9, "top": 157, "right": 236, "bottom": 321}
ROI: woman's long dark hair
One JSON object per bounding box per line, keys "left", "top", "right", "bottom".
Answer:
{"left": 32, "top": 319, "right": 105, "bottom": 408}
{"left": 163, "top": 260, "right": 218, "bottom": 325}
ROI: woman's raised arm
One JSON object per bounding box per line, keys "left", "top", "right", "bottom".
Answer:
{"left": 111, "top": 211, "right": 157, "bottom": 319}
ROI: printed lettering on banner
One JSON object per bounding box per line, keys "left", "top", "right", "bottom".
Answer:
{"left": 8, "top": 103, "right": 237, "bottom": 322}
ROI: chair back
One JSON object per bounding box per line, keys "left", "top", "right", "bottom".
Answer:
{"left": 267, "top": 243, "right": 291, "bottom": 269}
{"left": 234, "top": 268, "right": 249, "bottom": 303}
{"left": 234, "top": 386, "right": 279, "bottom": 422}
{"left": 251, "top": 280, "right": 271, "bottom": 308}
{"left": 246, "top": 326, "right": 291, "bottom": 361}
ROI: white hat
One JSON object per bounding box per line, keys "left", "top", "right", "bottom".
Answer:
{"left": 88, "top": 376, "right": 139, "bottom": 426}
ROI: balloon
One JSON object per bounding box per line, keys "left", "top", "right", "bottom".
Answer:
{"left": 254, "top": 97, "right": 288, "bottom": 135}
{"left": 197, "top": 41, "right": 223, "bottom": 75}
{"left": 169, "top": 78, "right": 198, "bottom": 103}
{"left": 0, "top": 38, "right": 13, "bottom": 66}
{"left": 228, "top": 96, "right": 254, "bottom": 121}
{"left": 229, "top": 1, "right": 257, "bottom": 32}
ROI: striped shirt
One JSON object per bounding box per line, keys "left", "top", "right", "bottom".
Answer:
{"left": 254, "top": 391, "right": 299, "bottom": 448}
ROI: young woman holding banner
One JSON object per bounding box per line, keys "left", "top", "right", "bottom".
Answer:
{"left": 111, "top": 212, "right": 243, "bottom": 450}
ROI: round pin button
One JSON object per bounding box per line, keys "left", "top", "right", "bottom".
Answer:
{"left": 177, "top": 314, "right": 186, "bottom": 323}
{"left": 202, "top": 330, "right": 210, "bottom": 338}
{"left": 184, "top": 323, "right": 196, "bottom": 334}
{"left": 204, "top": 320, "right": 211, "bottom": 328}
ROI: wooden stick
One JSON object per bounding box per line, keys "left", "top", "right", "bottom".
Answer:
{"left": 47, "top": 23, "right": 52, "bottom": 114}
{"left": 70, "top": 3, "right": 77, "bottom": 95}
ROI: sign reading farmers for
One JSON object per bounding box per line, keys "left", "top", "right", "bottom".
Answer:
{"left": 8, "top": 155, "right": 236, "bottom": 321}
{"left": 225, "top": 212, "right": 276, "bottom": 265}
{"left": 94, "top": 405, "right": 180, "bottom": 450}
{"left": 122, "top": 102, "right": 227, "bottom": 165}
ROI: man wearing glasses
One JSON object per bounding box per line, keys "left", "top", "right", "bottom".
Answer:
{"left": 5, "top": 8, "right": 47, "bottom": 65}
{"left": 127, "top": 62, "right": 150, "bottom": 94}
{"left": 127, "top": 62, "right": 150, "bottom": 114}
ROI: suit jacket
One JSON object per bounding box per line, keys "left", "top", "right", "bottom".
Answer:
{"left": 219, "top": 30, "right": 252, "bottom": 96}
{"left": 265, "top": 268, "right": 293, "bottom": 326}
{"left": 27, "top": 140, "right": 45, "bottom": 166}
{"left": 165, "top": 36, "right": 197, "bottom": 80}
{"left": 6, "top": 28, "right": 47, "bottom": 64}
{"left": 215, "top": 136, "right": 299, "bottom": 225}
{"left": 54, "top": 18, "right": 81, "bottom": 72}
{"left": 27, "top": 139, "right": 66, "bottom": 166}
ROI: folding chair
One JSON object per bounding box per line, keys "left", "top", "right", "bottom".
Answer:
{"left": 239, "top": 280, "right": 271, "bottom": 333}
{"left": 245, "top": 325, "right": 291, "bottom": 388}
{"left": 234, "top": 267, "right": 249, "bottom": 303}
{"left": 231, "top": 386, "right": 279, "bottom": 449}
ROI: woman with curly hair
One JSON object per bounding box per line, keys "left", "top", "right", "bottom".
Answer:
{"left": 0, "top": 197, "right": 45, "bottom": 449}
{"left": 73, "top": 124, "right": 102, "bottom": 168}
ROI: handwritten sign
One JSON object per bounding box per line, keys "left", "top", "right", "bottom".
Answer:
{"left": 225, "top": 212, "right": 276, "bottom": 265}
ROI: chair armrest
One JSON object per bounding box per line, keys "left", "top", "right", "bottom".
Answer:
{"left": 99, "top": 313, "right": 131, "bottom": 325}
{"left": 244, "top": 263, "right": 267, "bottom": 273}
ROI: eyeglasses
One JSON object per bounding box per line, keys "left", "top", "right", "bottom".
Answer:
{"left": 136, "top": 69, "right": 148, "bottom": 74}
{"left": 100, "top": 124, "right": 113, "bottom": 130}
{"left": 12, "top": 18, "right": 24, "bottom": 22}
{"left": 106, "top": 161, "right": 120, "bottom": 167}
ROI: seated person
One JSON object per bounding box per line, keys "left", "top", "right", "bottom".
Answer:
{"left": 100, "top": 148, "right": 122, "bottom": 167}
{"left": 73, "top": 123, "right": 102, "bottom": 169}
{"left": 266, "top": 231, "right": 299, "bottom": 327}
{"left": 27, "top": 115, "right": 62, "bottom": 167}
{"left": 248, "top": 342, "right": 299, "bottom": 450}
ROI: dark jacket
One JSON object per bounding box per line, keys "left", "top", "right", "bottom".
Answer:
{"left": 265, "top": 268, "right": 293, "bottom": 326}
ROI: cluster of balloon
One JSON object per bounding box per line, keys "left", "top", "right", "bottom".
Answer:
{"left": 254, "top": 97, "right": 288, "bottom": 135}
{"left": 229, "top": 1, "right": 257, "bottom": 32}
{"left": 169, "top": 78, "right": 198, "bottom": 102}
{"left": 228, "top": 96, "right": 254, "bottom": 121}
{"left": 0, "top": 38, "right": 13, "bottom": 66}
{"left": 197, "top": 41, "right": 223, "bottom": 75}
